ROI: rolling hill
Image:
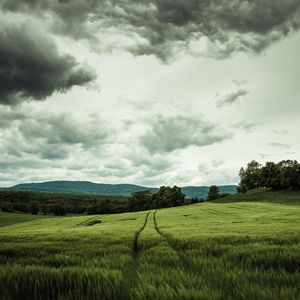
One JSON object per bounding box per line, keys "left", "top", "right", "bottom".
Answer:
{"left": 212, "top": 188, "right": 300, "bottom": 205}
{"left": 8, "top": 181, "right": 237, "bottom": 198}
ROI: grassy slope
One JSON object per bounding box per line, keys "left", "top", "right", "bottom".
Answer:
{"left": 0, "top": 212, "right": 59, "bottom": 227}
{"left": 0, "top": 192, "right": 300, "bottom": 299}
{"left": 213, "top": 188, "right": 300, "bottom": 204}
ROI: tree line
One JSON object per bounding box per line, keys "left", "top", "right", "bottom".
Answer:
{"left": 127, "top": 186, "right": 187, "bottom": 212}
{"left": 0, "top": 186, "right": 193, "bottom": 215}
{"left": 238, "top": 160, "right": 300, "bottom": 192}
{"left": 0, "top": 190, "right": 128, "bottom": 215}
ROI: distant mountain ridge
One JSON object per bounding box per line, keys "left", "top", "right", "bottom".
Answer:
{"left": 8, "top": 181, "right": 237, "bottom": 199}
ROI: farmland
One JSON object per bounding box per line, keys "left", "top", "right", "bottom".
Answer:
{"left": 1, "top": 191, "right": 300, "bottom": 299}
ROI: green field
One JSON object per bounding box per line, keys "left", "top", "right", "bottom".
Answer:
{"left": 214, "top": 188, "right": 300, "bottom": 205}
{"left": 1, "top": 192, "right": 300, "bottom": 299}
{"left": 0, "top": 212, "right": 60, "bottom": 227}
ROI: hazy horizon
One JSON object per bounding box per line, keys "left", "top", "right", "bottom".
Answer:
{"left": 2, "top": 180, "right": 238, "bottom": 189}
{"left": 0, "top": 1, "right": 299, "bottom": 187}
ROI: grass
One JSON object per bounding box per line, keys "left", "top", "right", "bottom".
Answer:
{"left": 0, "top": 212, "right": 59, "bottom": 227}
{"left": 0, "top": 190, "right": 300, "bottom": 299}
{"left": 213, "top": 188, "right": 300, "bottom": 204}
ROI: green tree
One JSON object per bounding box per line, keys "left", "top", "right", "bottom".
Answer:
{"left": 87, "top": 205, "right": 97, "bottom": 215}
{"left": 238, "top": 160, "right": 262, "bottom": 192}
{"left": 40, "top": 203, "right": 48, "bottom": 215}
{"left": 208, "top": 185, "right": 220, "bottom": 200}
{"left": 127, "top": 191, "right": 153, "bottom": 212}
{"left": 12, "top": 202, "right": 28, "bottom": 213}
{"left": 261, "top": 161, "right": 281, "bottom": 190}
{"left": 153, "top": 186, "right": 185, "bottom": 208}
{"left": 278, "top": 160, "right": 300, "bottom": 190}
{"left": 171, "top": 186, "right": 186, "bottom": 206}
{"left": 97, "top": 199, "right": 115, "bottom": 214}
{"left": 29, "top": 201, "right": 39, "bottom": 215}
{"left": 0, "top": 202, "right": 14, "bottom": 213}
{"left": 238, "top": 159, "right": 300, "bottom": 192}
{"left": 49, "top": 204, "right": 65, "bottom": 216}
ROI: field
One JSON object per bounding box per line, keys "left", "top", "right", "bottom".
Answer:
{"left": 1, "top": 191, "right": 300, "bottom": 299}
{"left": 0, "top": 212, "right": 59, "bottom": 227}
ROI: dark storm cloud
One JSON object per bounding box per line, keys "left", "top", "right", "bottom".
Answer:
{"left": 140, "top": 115, "right": 233, "bottom": 153}
{"left": 217, "top": 89, "right": 249, "bottom": 107}
{"left": 0, "top": 21, "right": 96, "bottom": 105}
{"left": 3, "top": 0, "right": 300, "bottom": 60}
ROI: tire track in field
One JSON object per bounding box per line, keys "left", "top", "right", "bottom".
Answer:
{"left": 153, "top": 210, "right": 189, "bottom": 261}
{"left": 132, "top": 212, "right": 150, "bottom": 259}
{"left": 226, "top": 204, "right": 264, "bottom": 212}
{"left": 122, "top": 212, "right": 150, "bottom": 299}
{"left": 153, "top": 209, "right": 172, "bottom": 243}
{"left": 152, "top": 210, "right": 212, "bottom": 277}
{"left": 202, "top": 207, "right": 232, "bottom": 216}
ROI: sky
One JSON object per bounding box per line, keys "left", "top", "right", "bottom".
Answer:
{"left": 0, "top": 0, "right": 299, "bottom": 187}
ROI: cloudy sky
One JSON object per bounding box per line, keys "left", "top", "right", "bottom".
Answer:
{"left": 0, "top": 0, "right": 299, "bottom": 187}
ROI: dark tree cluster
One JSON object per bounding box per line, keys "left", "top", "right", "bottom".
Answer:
{"left": 0, "top": 190, "right": 127, "bottom": 215}
{"left": 208, "top": 185, "right": 220, "bottom": 200}
{"left": 127, "top": 186, "right": 186, "bottom": 212}
{"left": 238, "top": 160, "right": 300, "bottom": 193}
{"left": 190, "top": 197, "right": 204, "bottom": 204}
{"left": 86, "top": 199, "right": 124, "bottom": 215}
{"left": 207, "top": 185, "right": 230, "bottom": 200}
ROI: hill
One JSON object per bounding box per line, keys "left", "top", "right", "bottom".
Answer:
{"left": 212, "top": 188, "right": 300, "bottom": 205}
{"left": 8, "top": 180, "right": 237, "bottom": 198}
{"left": 0, "top": 212, "right": 57, "bottom": 227}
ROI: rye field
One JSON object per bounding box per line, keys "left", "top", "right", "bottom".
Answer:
{"left": 1, "top": 192, "right": 300, "bottom": 299}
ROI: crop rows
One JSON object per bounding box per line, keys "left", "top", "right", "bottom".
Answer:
{"left": 1, "top": 201, "right": 300, "bottom": 299}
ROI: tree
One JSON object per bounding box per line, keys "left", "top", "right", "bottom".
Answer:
{"left": 87, "top": 205, "right": 97, "bottom": 215}
{"left": 171, "top": 186, "right": 186, "bottom": 206}
{"left": 278, "top": 160, "right": 300, "bottom": 190}
{"left": 190, "top": 197, "right": 198, "bottom": 204}
{"left": 49, "top": 204, "right": 65, "bottom": 216}
{"left": 12, "top": 202, "right": 28, "bottom": 213}
{"left": 238, "top": 160, "right": 262, "bottom": 192}
{"left": 127, "top": 191, "right": 153, "bottom": 212}
{"left": 208, "top": 185, "right": 220, "bottom": 200}
{"left": 64, "top": 204, "right": 74, "bottom": 214}
{"left": 40, "top": 203, "right": 48, "bottom": 215}
{"left": 153, "top": 186, "right": 185, "bottom": 208}
{"left": 29, "top": 201, "right": 39, "bottom": 215}
{"left": 0, "top": 202, "right": 14, "bottom": 213}
{"left": 97, "top": 199, "right": 115, "bottom": 214}
{"left": 238, "top": 159, "right": 300, "bottom": 192}
{"left": 261, "top": 162, "right": 281, "bottom": 190}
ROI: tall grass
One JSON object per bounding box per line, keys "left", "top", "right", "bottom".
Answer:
{"left": 0, "top": 200, "right": 300, "bottom": 299}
